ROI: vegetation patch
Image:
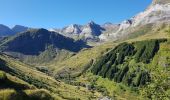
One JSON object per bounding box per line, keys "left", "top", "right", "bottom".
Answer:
{"left": 91, "top": 39, "right": 167, "bottom": 87}
{"left": 0, "top": 89, "right": 54, "bottom": 100}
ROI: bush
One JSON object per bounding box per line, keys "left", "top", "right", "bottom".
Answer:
{"left": 0, "top": 89, "right": 20, "bottom": 100}
{"left": 134, "top": 39, "right": 167, "bottom": 63}
{"left": 0, "top": 71, "right": 7, "bottom": 81}
{"left": 91, "top": 41, "right": 156, "bottom": 87}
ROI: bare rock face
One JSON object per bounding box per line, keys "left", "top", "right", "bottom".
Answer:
{"left": 99, "top": 0, "right": 170, "bottom": 41}
{"left": 132, "top": 2, "right": 170, "bottom": 26}
{"left": 61, "top": 24, "right": 82, "bottom": 34}
{"left": 51, "top": 21, "right": 106, "bottom": 41}
{"left": 80, "top": 21, "right": 105, "bottom": 40}
{"left": 152, "top": 0, "right": 170, "bottom": 5}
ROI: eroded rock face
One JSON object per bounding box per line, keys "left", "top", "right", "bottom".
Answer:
{"left": 51, "top": 21, "right": 106, "bottom": 41}
{"left": 99, "top": 0, "right": 170, "bottom": 41}
{"left": 132, "top": 3, "right": 170, "bottom": 26}
{"left": 152, "top": 0, "right": 170, "bottom": 5}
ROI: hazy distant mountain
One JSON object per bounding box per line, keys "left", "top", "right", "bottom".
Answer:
{"left": 0, "top": 24, "right": 29, "bottom": 37}
{"left": 12, "top": 25, "right": 28, "bottom": 33}
{"left": 0, "top": 24, "right": 14, "bottom": 36}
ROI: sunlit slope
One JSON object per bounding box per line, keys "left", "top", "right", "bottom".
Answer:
{"left": 75, "top": 39, "right": 170, "bottom": 100}
{"left": 46, "top": 24, "right": 170, "bottom": 78}
{"left": 0, "top": 70, "right": 54, "bottom": 100}
{"left": 0, "top": 53, "right": 102, "bottom": 100}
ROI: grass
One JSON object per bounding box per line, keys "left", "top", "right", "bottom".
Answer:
{"left": 74, "top": 34, "right": 170, "bottom": 100}
{"left": 47, "top": 42, "right": 117, "bottom": 78}
{"left": 140, "top": 41, "right": 170, "bottom": 99}
{"left": 76, "top": 72, "right": 144, "bottom": 100}
{"left": 0, "top": 53, "right": 103, "bottom": 100}
{"left": 0, "top": 89, "right": 54, "bottom": 100}
{"left": 0, "top": 71, "right": 54, "bottom": 100}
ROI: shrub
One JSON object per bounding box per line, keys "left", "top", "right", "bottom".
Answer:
{"left": 134, "top": 39, "right": 167, "bottom": 63}
{"left": 0, "top": 71, "right": 7, "bottom": 81}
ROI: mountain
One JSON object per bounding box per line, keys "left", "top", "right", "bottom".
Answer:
{"left": 0, "top": 24, "right": 29, "bottom": 37}
{"left": 81, "top": 21, "right": 105, "bottom": 37}
{"left": 100, "top": 0, "right": 170, "bottom": 41}
{"left": 12, "top": 25, "right": 29, "bottom": 33}
{"left": 51, "top": 21, "right": 106, "bottom": 42}
{"left": 50, "top": 0, "right": 170, "bottom": 42}
{"left": 0, "top": 28, "right": 89, "bottom": 55}
{"left": 152, "top": 0, "right": 170, "bottom": 5}
{"left": 61, "top": 24, "right": 82, "bottom": 35}
{"left": 0, "top": 24, "right": 14, "bottom": 36}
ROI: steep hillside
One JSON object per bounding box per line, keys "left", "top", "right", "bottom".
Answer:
{"left": 91, "top": 39, "right": 166, "bottom": 86}
{"left": 47, "top": 42, "right": 116, "bottom": 78}
{"left": 73, "top": 38, "right": 170, "bottom": 100}
{"left": 0, "top": 53, "right": 103, "bottom": 99}
{"left": 99, "top": 0, "right": 170, "bottom": 41}
{"left": 0, "top": 28, "right": 90, "bottom": 65}
{"left": 0, "top": 70, "right": 53, "bottom": 100}
{"left": 0, "top": 28, "right": 89, "bottom": 55}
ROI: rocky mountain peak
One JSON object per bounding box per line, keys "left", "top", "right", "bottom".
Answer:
{"left": 87, "top": 21, "right": 96, "bottom": 26}
{"left": 62, "top": 24, "right": 82, "bottom": 34}
{"left": 152, "top": 0, "right": 170, "bottom": 5}
{"left": 81, "top": 21, "right": 105, "bottom": 37}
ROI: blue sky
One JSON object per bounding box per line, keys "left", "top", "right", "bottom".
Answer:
{"left": 0, "top": 0, "right": 152, "bottom": 28}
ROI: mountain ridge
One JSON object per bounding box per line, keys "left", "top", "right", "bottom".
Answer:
{"left": 0, "top": 28, "right": 90, "bottom": 55}
{"left": 0, "top": 24, "right": 29, "bottom": 36}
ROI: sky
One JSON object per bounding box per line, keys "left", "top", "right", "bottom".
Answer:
{"left": 0, "top": 0, "right": 152, "bottom": 29}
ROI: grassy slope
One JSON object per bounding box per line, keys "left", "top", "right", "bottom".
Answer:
{"left": 0, "top": 53, "right": 102, "bottom": 100}
{"left": 75, "top": 40, "right": 170, "bottom": 100}
{"left": 140, "top": 41, "right": 170, "bottom": 99}
{"left": 0, "top": 71, "right": 53, "bottom": 100}
{"left": 47, "top": 42, "right": 117, "bottom": 77}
